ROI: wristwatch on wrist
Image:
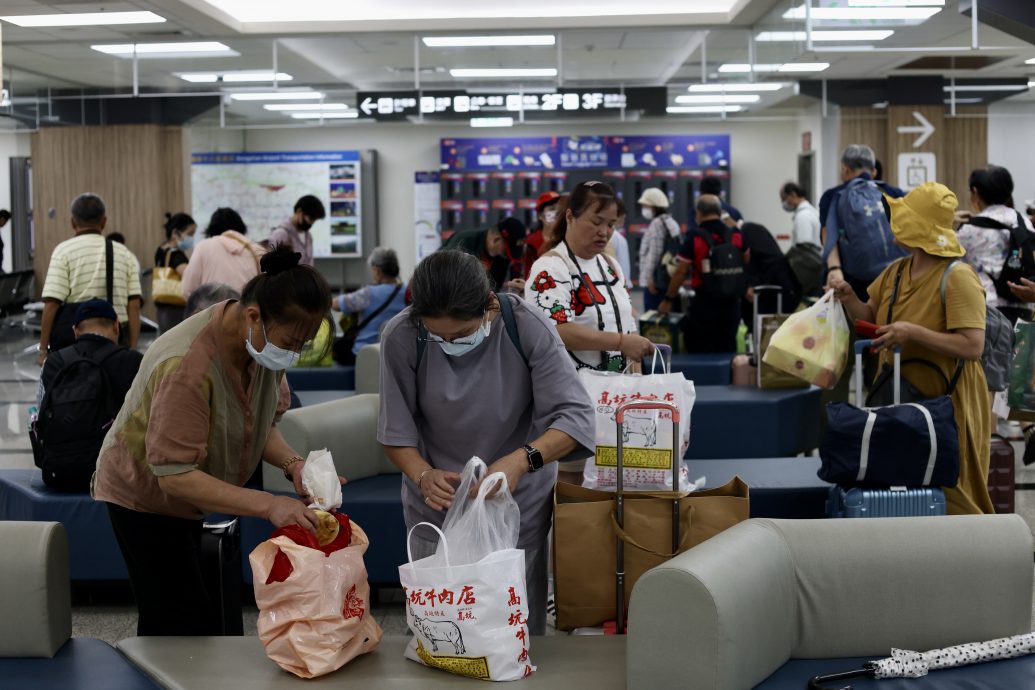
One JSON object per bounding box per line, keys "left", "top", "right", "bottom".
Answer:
{"left": 523, "top": 444, "right": 544, "bottom": 473}
{"left": 828, "top": 265, "right": 843, "bottom": 273}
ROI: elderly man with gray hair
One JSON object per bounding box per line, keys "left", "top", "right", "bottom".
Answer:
{"left": 39, "top": 193, "right": 143, "bottom": 364}
{"left": 330, "top": 246, "right": 407, "bottom": 364}
{"left": 819, "top": 144, "right": 907, "bottom": 300}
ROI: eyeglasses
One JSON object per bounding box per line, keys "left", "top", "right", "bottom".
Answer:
{"left": 422, "top": 316, "right": 486, "bottom": 344}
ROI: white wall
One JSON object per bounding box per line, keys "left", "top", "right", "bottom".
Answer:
{"left": 988, "top": 101, "right": 1035, "bottom": 208}
{"left": 187, "top": 116, "right": 802, "bottom": 277}
{"left": 0, "top": 130, "right": 31, "bottom": 272}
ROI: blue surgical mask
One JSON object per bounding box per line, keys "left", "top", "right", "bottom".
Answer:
{"left": 177, "top": 235, "right": 195, "bottom": 251}
{"left": 245, "top": 321, "right": 300, "bottom": 370}
{"left": 430, "top": 318, "right": 491, "bottom": 357}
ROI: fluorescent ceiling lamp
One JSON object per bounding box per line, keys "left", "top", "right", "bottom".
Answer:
{"left": 91, "top": 42, "right": 237, "bottom": 58}
{"left": 943, "top": 98, "right": 982, "bottom": 104}
{"left": 667, "top": 105, "right": 743, "bottom": 114}
{"left": 1, "top": 11, "right": 165, "bottom": 27}
{"left": 229, "top": 91, "right": 325, "bottom": 101}
{"left": 675, "top": 94, "right": 760, "bottom": 104}
{"left": 1026, "top": 58, "right": 1035, "bottom": 65}
{"left": 290, "top": 112, "right": 359, "bottom": 119}
{"left": 221, "top": 71, "right": 293, "bottom": 82}
{"left": 188, "top": 1, "right": 741, "bottom": 22}
{"left": 471, "top": 117, "right": 515, "bottom": 127}
{"left": 451, "top": 68, "right": 557, "bottom": 78}
{"left": 848, "top": 0, "right": 944, "bottom": 6}
{"left": 688, "top": 83, "right": 787, "bottom": 92}
{"left": 423, "top": 35, "right": 555, "bottom": 47}
{"left": 720, "top": 62, "right": 828, "bottom": 73}
{"left": 755, "top": 30, "right": 894, "bottom": 42}
{"left": 264, "top": 103, "right": 350, "bottom": 111}
{"left": 783, "top": 5, "right": 941, "bottom": 19}
{"left": 177, "top": 73, "right": 219, "bottom": 83}
{"left": 942, "top": 84, "right": 1028, "bottom": 92}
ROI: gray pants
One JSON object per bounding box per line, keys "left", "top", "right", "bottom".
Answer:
{"left": 408, "top": 531, "right": 548, "bottom": 636}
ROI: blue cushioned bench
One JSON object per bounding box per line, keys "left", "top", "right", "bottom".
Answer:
{"left": 240, "top": 474, "right": 407, "bottom": 586}
{"left": 686, "top": 385, "right": 822, "bottom": 459}
{"left": 2, "top": 639, "right": 160, "bottom": 690}
{"left": 669, "top": 352, "right": 733, "bottom": 385}
{"left": 286, "top": 364, "right": 355, "bottom": 391}
{"left": 686, "top": 457, "right": 830, "bottom": 519}
{"left": 0, "top": 469, "right": 126, "bottom": 581}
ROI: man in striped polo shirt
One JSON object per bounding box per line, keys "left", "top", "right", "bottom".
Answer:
{"left": 39, "top": 193, "right": 142, "bottom": 364}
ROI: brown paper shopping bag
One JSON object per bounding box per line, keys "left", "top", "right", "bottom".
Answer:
{"left": 553, "top": 476, "right": 749, "bottom": 631}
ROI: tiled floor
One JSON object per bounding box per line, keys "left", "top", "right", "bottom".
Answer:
{"left": 2, "top": 325, "right": 1034, "bottom": 644}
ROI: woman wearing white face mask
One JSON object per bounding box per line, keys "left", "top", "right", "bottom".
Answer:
{"left": 636, "top": 187, "right": 681, "bottom": 311}
{"left": 154, "top": 212, "right": 197, "bottom": 333}
{"left": 378, "top": 250, "right": 595, "bottom": 635}
{"left": 93, "top": 245, "right": 340, "bottom": 636}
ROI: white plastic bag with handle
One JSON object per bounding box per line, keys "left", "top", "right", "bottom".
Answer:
{"left": 300, "top": 448, "right": 341, "bottom": 510}
{"left": 762, "top": 290, "right": 850, "bottom": 389}
{"left": 399, "top": 457, "right": 534, "bottom": 681}
{"left": 579, "top": 349, "right": 696, "bottom": 491}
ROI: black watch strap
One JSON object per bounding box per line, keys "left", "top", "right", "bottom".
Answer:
{"left": 524, "top": 444, "right": 544, "bottom": 473}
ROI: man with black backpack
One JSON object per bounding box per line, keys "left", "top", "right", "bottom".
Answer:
{"left": 821, "top": 145, "right": 906, "bottom": 300}
{"left": 32, "top": 299, "right": 143, "bottom": 492}
{"left": 657, "top": 195, "right": 747, "bottom": 352}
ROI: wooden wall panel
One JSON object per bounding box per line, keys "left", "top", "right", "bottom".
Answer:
{"left": 839, "top": 106, "right": 889, "bottom": 172}
{"left": 30, "top": 125, "right": 187, "bottom": 316}
{"left": 944, "top": 106, "right": 987, "bottom": 203}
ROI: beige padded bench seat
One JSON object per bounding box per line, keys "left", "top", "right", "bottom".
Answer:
{"left": 117, "top": 635, "right": 625, "bottom": 689}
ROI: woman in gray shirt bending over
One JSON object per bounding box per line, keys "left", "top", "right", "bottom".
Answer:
{"left": 378, "top": 250, "right": 595, "bottom": 634}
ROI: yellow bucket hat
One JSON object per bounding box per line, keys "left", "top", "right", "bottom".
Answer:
{"left": 885, "top": 182, "right": 964, "bottom": 258}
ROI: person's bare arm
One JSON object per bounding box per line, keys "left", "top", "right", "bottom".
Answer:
{"left": 38, "top": 299, "right": 61, "bottom": 365}
{"left": 481, "top": 428, "right": 579, "bottom": 496}
{"left": 384, "top": 445, "right": 461, "bottom": 512}
{"left": 831, "top": 278, "right": 876, "bottom": 323}
{"left": 874, "top": 324, "right": 984, "bottom": 360}
{"left": 555, "top": 323, "right": 653, "bottom": 362}
{"left": 127, "top": 296, "right": 141, "bottom": 349}
{"left": 262, "top": 427, "right": 346, "bottom": 501}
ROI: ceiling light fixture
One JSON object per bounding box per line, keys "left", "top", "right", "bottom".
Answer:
{"left": 942, "top": 84, "right": 1028, "bottom": 92}
{"left": 471, "top": 117, "right": 515, "bottom": 127}
{"left": 779, "top": 63, "right": 831, "bottom": 73}
{"left": 720, "top": 62, "right": 828, "bottom": 73}
{"left": 666, "top": 105, "right": 743, "bottom": 114}
{"left": 451, "top": 68, "right": 558, "bottom": 78}
{"left": 229, "top": 91, "right": 326, "bottom": 101}
{"left": 177, "top": 73, "right": 220, "bottom": 83}
{"left": 91, "top": 42, "right": 237, "bottom": 58}
{"left": 264, "top": 103, "right": 350, "bottom": 111}
{"left": 755, "top": 30, "right": 894, "bottom": 42}
{"left": 719, "top": 64, "right": 781, "bottom": 73}
{"left": 1, "top": 11, "right": 166, "bottom": 27}
{"left": 688, "top": 83, "right": 787, "bottom": 92}
{"left": 782, "top": 5, "right": 941, "bottom": 19}
{"left": 942, "top": 98, "right": 982, "bottom": 104}
{"left": 290, "top": 112, "right": 359, "bottom": 119}
{"left": 847, "top": 0, "right": 944, "bottom": 6}
{"left": 1026, "top": 58, "right": 1035, "bottom": 65}
{"left": 675, "top": 94, "right": 760, "bottom": 104}
{"left": 177, "top": 71, "right": 293, "bottom": 83}
{"left": 423, "top": 35, "right": 555, "bottom": 47}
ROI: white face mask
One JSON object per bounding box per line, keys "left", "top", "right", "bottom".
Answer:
{"left": 641, "top": 207, "right": 655, "bottom": 220}
{"left": 782, "top": 200, "right": 796, "bottom": 213}
{"left": 245, "top": 320, "right": 300, "bottom": 370}
{"left": 430, "top": 318, "right": 491, "bottom": 357}
{"left": 543, "top": 209, "right": 558, "bottom": 225}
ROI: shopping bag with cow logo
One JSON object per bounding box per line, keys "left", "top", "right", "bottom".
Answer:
{"left": 248, "top": 514, "right": 383, "bottom": 679}
{"left": 578, "top": 351, "right": 696, "bottom": 491}
{"left": 399, "top": 458, "right": 533, "bottom": 682}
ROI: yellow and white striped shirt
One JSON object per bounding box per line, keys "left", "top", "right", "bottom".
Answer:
{"left": 41, "top": 233, "right": 143, "bottom": 322}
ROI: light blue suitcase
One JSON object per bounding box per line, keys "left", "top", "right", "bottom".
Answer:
{"left": 826, "top": 486, "right": 947, "bottom": 518}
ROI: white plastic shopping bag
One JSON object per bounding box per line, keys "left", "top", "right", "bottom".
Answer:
{"left": 578, "top": 351, "right": 696, "bottom": 491}
{"left": 762, "top": 290, "right": 850, "bottom": 389}
{"left": 398, "top": 458, "right": 534, "bottom": 682}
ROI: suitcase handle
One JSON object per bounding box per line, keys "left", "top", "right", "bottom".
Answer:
{"left": 615, "top": 400, "right": 680, "bottom": 424}
{"left": 853, "top": 340, "right": 901, "bottom": 407}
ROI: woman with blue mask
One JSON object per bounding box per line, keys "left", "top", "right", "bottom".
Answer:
{"left": 379, "top": 250, "right": 596, "bottom": 635}
{"left": 154, "top": 212, "right": 197, "bottom": 333}
{"left": 94, "top": 244, "right": 340, "bottom": 636}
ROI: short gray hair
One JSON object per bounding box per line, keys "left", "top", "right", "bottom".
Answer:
{"left": 696, "top": 195, "right": 723, "bottom": 218}
{"left": 186, "top": 282, "right": 241, "bottom": 316}
{"left": 71, "top": 193, "right": 106, "bottom": 226}
{"left": 841, "top": 144, "right": 876, "bottom": 173}
{"left": 367, "top": 246, "right": 400, "bottom": 278}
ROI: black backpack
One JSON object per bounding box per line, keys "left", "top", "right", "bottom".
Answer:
{"left": 31, "top": 342, "right": 122, "bottom": 492}
{"left": 966, "top": 211, "right": 1035, "bottom": 301}
{"left": 698, "top": 228, "right": 747, "bottom": 298}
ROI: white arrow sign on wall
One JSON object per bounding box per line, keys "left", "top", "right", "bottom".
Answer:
{"left": 897, "top": 111, "right": 935, "bottom": 148}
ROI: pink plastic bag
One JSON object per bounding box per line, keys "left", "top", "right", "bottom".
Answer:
{"left": 249, "top": 521, "right": 383, "bottom": 678}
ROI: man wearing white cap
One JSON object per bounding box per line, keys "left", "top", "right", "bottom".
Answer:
{"left": 637, "top": 187, "right": 681, "bottom": 311}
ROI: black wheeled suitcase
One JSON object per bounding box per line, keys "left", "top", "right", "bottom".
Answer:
{"left": 824, "top": 341, "right": 947, "bottom": 518}
{"left": 200, "top": 516, "right": 244, "bottom": 635}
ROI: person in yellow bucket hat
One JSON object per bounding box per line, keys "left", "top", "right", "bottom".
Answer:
{"left": 832, "top": 181, "right": 994, "bottom": 515}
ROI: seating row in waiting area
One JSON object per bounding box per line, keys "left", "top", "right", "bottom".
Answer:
{"left": 4, "top": 514, "right": 1034, "bottom": 689}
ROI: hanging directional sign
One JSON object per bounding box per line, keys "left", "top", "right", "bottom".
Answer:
{"left": 356, "top": 87, "right": 667, "bottom": 122}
